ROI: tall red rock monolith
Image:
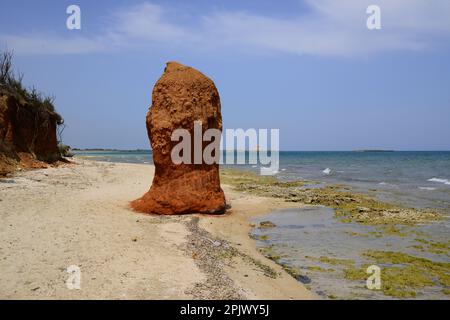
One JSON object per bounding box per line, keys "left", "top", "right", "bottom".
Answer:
{"left": 131, "top": 62, "right": 226, "bottom": 215}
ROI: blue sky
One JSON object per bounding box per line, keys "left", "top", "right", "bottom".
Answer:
{"left": 1, "top": 0, "right": 450, "bottom": 150}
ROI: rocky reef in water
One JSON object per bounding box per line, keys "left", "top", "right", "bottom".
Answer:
{"left": 0, "top": 52, "right": 63, "bottom": 176}
{"left": 220, "top": 169, "right": 440, "bottom": 225}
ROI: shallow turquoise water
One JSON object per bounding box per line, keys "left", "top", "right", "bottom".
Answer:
{"left": 251, "top": 207, "right": 450, "bottom": 300}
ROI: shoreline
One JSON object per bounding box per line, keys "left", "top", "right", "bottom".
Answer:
{"left": 0, "top": 158, "right": 316, "bottom": 299}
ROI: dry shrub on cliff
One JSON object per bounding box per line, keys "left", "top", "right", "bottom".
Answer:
{"left": 0, "top": 51, "right": 63, "bottom": 127}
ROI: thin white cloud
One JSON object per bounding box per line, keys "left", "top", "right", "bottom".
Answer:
{"left": 111, "top": 3, "right": 192, "bottom": 42}
{"left": 1, "top": 34, "right": 105, "bottom": 55}
{"left": 1, "top": 0, "right": 450, "bottom": 56}
{"left": 200, "top": 0, "right": 450, "bottom": 56}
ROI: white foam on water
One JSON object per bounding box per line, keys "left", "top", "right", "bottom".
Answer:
{"left": 428, "top": 178, "right": 450, "bottom": 185}
{"left": 419, "top": 187, "right": 436, "bottom": 191}
{"left": 322, "top": 168, "right": 331, "bottom": 175}
{"left": 378, "top": 182, "right": 399, "bottom": 188}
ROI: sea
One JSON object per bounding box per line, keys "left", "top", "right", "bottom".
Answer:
{"left": 74, "top": 150, "right": 450, "bottom": 299}
{"left": 74, "top": 150, "right": 450, "bottom": 212}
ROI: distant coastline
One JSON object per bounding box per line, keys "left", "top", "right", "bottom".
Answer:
{"left": 72, "top": 148, "right": 151, "bottom": 152}
{"left": 71, "top": 149, "right": 450, "bottom": 153}
{"left": 353, "top": 149, "right": 395, "bottom": 153}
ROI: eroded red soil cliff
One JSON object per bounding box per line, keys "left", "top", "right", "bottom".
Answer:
{"left": 0, "top": 92, "right": 62, "bottom": 176}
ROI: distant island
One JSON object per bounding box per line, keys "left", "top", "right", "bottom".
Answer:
{"left": 353, "top": 150, "right": 395, "bottom": 153}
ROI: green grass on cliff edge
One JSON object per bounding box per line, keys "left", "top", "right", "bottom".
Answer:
{"left": 0, "top": 51, "right": 63, "bottom": 125}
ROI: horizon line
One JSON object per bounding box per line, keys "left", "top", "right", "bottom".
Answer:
{"left": 72, "top": 149, "right": 450, "bottom": 152}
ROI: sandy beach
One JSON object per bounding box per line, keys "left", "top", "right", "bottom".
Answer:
{"left": 0, "top": 159, "right": 316, "bottom": 299}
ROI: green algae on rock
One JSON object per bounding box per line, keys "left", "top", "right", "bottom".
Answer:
{"left": 343, "top": 250, "right": 450, "bottom": 298}
{"left": 259, "top": 245, "right": 282, "bottom": 261}
{"left": 255, "top": 235, "right": 270, "bottom": 241}
{"left": 412, "top": 238, "right": 450, "bottom": 256}
{"left": 259, "top": 221, "right": 277, "bottom": 229}
{"left": 306, "top": 266, "right": 335, "bottom": 273}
